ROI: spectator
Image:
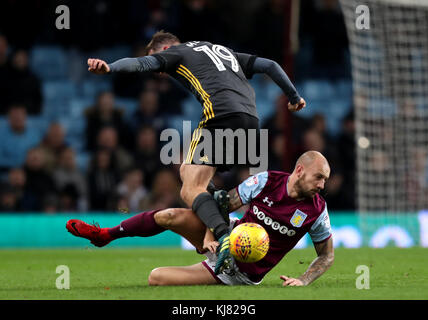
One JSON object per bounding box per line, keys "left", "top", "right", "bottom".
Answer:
{"left": 85, "top": 91, "right": 132, "bottom": 151}
{"left": 0, "top": 105, "right": 42, "bottom": 171}
{"left": 406, "top": 147, "right": 428, "bottom": 208}
{"left": 116, "top": 168, "right": 148, "bottom": 213}
{"left": 261, "top": 95, "right": 304, "bottom": 171}
{"left": 141, "top": 7, "right": 171, "bottom": 43}
{"left": 262, "top": 95, "right": 288, "bottom": 135}
{"left": 169, "top": 149, "right": 185, "bottom": 180}
{"left": 134, "top": 125, "right": 162, "bottom": 188}
{"left": 310, "top": 113, "right": 327, "bottom": 136}
{"left": 39, "top": 122, "right": 68, "bottom": 173}
{"left": 336, "top": 111, "right": 356, "bottom": 209}
{"left": 143, "top": 78, "right": 159, "bottom": 92}
{"left": 7, "top": 167, "right": 36, "bottom": 211}
{"left": 365, "top": 150, "right": 391, "bottom": 211}
{"left": 6, "top": 49, "right": 42, "bottom": 115}
{"left": 139, "top": 168, "right": 183, "bottom": 211}
{"left": 0, "top": 183, "right": 20, "bottom": 212}
{"left": 298, "top": 127, "right": 346, "bottom": 210}
{"left": 300, "top": 128, "right": 325, "bottom": 154}
{"left": 130, "top": 89, "right": 166, "bottom": 134}
{"left": 23, "top": 147, "right": 57, "bottom": 211}
{"left": 309, "top": 113, "right": 335, "bottom": 152}
{"left": 53, "top": 148, "right": 88, "bottom": 211}
{"left": 96, "top": 126, "right": 134, "bottom": 175}
{"left": 58, "top": 184, "right": 80, "bottom": 212}
{"left": 0, "top": 34, "right": 10, "bottom": 114}
{"left": 87, "top": 149, "right": 120, "bottom": 210}
{"left": 268, "top": 133, "right": 286, "bottom": 171}
{"left": 42, "top": 194, "right": 59, "bottom": 214}
{"left": 155, "top": 72, "right": 188, "bottom": 114}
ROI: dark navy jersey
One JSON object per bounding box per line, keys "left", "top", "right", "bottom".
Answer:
{"left": 151, "top": 41, "right": 258, "bottom": 122}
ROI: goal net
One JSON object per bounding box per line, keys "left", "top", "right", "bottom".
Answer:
{"left": 340, "top": 0, "right": 428, "bottom": 213}
{"left": 338, "top": 0, "right": 428, "bottom": 246}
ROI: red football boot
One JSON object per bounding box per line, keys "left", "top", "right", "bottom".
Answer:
{"left": 66, "top": 219, "right": 112, "bottom": 247}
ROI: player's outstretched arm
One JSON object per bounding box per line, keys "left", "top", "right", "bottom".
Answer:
{"left": 87, "top": 55, "right": 162, "bottom": 74}
{"left": 280, "top": 237, "right": 334, "bottom": 286}
{"left": 87, "top": 58, "right": 110, "bottom": 74}
{"left": 252, "top": 57, "right": 306, "bottom": 112}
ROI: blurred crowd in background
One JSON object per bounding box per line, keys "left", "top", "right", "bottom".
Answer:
{"left": 0, "top": 0, "right": 355, "bottom": 213}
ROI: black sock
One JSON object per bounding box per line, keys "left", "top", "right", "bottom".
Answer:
{"left": 192, "top": 192, "right": 229, "bottom": 240}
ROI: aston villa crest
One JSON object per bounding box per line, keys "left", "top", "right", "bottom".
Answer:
{"left": 290, "top": 209, "right": 307, "bottom": 228}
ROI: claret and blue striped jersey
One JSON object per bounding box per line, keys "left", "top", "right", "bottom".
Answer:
{"left": 234, "top": 170, "right": 332, "bottom": 283}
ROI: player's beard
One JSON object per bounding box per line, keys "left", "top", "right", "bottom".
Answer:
{"left": 295, "top": 174, "right": 319, "bottom": 199}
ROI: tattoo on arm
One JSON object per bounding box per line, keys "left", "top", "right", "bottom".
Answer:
{"left": 228, "top": 188, "right": 243, "bottom": 212}
{"left": 298, "top": 238, "right": 334, "bottom": 286}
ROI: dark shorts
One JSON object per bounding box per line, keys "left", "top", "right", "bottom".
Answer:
{"left": 185, "top": 112, "right": 261, "bottom": 172}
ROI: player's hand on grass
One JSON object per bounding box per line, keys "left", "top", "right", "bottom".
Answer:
{"left": 280, "top": 275, "right": 305, "bottom": 287}
{"left": 88, "top": 58, "right": 110, "bottom": 74}
{"left": 288, "top": 97, "right": 306, "bottom": 113}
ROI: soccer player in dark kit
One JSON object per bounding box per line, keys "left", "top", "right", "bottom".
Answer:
{"left": 67, "top": 151, "right": 334, "bottom": 286}
{"left": 86, "top": 30, "right": 306, "bottom": 274}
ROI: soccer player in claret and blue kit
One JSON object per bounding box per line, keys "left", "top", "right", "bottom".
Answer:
{"left": 86, "top": 30, "right": 307, "bottom": 273}
{"left": 67, "top": 151, "right": 334, "bottom": 287}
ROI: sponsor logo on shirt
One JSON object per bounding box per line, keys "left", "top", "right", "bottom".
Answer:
{"left": 253, "top": 205, "right": 296, "bottom": 237}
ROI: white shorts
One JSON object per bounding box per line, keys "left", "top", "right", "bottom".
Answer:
{"left": 201, "top": 218, "right": 262, "bottom": 286}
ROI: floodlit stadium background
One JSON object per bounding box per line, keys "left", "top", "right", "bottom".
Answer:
{"left": 0, "top": 0, "right": 427, "bottom": 250}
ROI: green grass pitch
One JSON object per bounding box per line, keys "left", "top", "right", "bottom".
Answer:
{"left": 0, "top": 247, "right": 427, "bottom": 300}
